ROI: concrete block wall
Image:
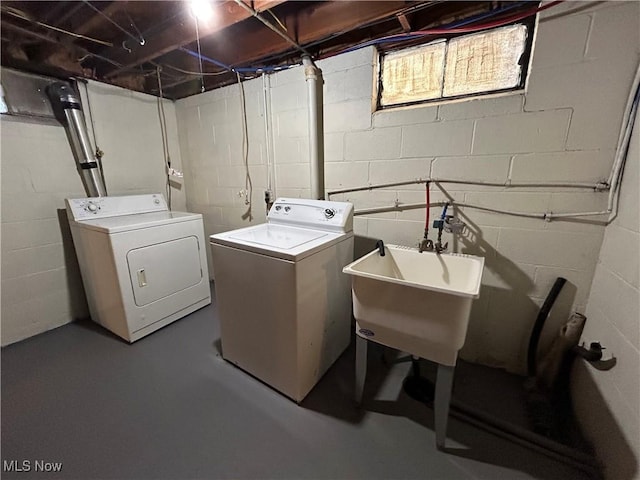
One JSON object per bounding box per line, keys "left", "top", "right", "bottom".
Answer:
{"left": 572, "top": 106, "right": 639, "bottom": 480}
{"left": 1, "top": 80, "right": 183, "bottom": 346}
{"left": 176, "top": 2, "right": 639, "bottom": 376}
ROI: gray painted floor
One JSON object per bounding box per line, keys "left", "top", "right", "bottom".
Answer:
{"left": 2, "top": 285, "right": 592, "bottom": 480}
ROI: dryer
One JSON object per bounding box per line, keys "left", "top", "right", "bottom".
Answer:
{"left": 210, "top": 198, "right": 354, "bottom": 402}
{"left": 66, "top": 194, "right": 211, "bottom": 342}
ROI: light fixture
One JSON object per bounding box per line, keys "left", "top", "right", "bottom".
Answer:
{"left": 190, "top": 0, "right": 214, "bottom": 22}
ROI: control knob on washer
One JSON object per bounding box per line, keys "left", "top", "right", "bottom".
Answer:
{"left": 324, "top": 208, "right": 335, "bottom": 219}
{"left": 86, "top": 202, "right": 98, "bottom": 212}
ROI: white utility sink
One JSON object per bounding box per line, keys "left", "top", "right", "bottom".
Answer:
{"left": 344, "top": 244, "right": 485, "bottom": 449}
{"left": 343, "top": 244, "right": 485, "bottom": 366}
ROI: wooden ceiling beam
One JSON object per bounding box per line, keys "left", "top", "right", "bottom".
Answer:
{"left": 103, "top": 0, "right": 285, "bottom": 79}
{"left": 163, "top": 1, "right": 416, "bottom": 97}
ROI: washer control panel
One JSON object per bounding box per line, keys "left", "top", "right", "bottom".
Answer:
{"left": 268, "top": 198, "right": 353, "bottom": 233}
{"left": 66, "top": 194, "right": 168, "bottom": 221}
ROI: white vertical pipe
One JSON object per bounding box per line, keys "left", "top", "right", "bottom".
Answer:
{"left": 302, "top": 55, "right": 324, "bottom": 199}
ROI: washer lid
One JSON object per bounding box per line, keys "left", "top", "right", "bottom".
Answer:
{"left": 70, "top": 211, "right": 202, "bottom": 234}
{"left": 229, "top": 224, "right": 327, "bottom": 249}
{"left": 211, "top": 223, "right": 349, "bottom": 261}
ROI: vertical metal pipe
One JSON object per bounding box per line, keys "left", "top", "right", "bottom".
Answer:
{"left": 302, "top": 55, "right": 324, "bottom": 200}
{"left": 47, "top": 82, "right": 107, "bottom": 197}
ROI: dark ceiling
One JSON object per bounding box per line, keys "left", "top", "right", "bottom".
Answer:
{"left": 0, "top": 1, "right": 537, "bottom": 100}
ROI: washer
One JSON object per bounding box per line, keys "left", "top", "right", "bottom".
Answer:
{"left": 66, "top": 194, "right": 211, "bottom": 342}
{"left": 210, "top": 198, "right": 354, "bottom": 402}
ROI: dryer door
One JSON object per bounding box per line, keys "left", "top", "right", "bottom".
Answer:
{"left": 126, "top": 236, "right": 203, "bottom": 306}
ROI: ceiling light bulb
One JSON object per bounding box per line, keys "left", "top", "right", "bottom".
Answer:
{"left": 190, "top": 0, "right": 214, "bottom": 21}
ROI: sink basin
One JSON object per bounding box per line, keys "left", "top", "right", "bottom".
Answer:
{"left": 343, "top": 245, "right": 485, "bottom": 366}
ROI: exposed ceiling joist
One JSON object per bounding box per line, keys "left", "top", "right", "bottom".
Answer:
{"left": 103, "top": 0, "right": 285, "bottom": 79}
{"left": 1, "top": 1, "right": 538, "bottom": 99}
{"left": 162, "top": 1, "right": 417, "bottom": 96}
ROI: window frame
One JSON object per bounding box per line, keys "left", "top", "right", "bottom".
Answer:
{"left": 374, "top": 18, "right": 536, "bottom": 111}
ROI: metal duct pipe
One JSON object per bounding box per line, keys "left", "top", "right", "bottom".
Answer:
{"left": 302, "top": 55, "right": 324, "bottom": 199}
{"left": 47, "top": 82, "right": 107, "bottom": 197}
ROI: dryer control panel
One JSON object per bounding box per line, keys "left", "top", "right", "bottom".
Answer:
{"left": 268, "top": 198, "right": 353, "bottom": 233}
{"left": 66, "top": 194, "right": 168, "bottom": 221}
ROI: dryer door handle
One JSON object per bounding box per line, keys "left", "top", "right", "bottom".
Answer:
{"left": 137, "top": 269, "right": 147, "bottom": 287}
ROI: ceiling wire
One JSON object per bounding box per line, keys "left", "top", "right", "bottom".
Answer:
{"left": 0, "top": 5, "right": 113, "bottom": 47}
{"left": 154, "top": 62, "right": 229, "bottom": 77}
{"left": 193, "top": 16, "right": 206, "bottom": 92}
{"left": 81, "top": 0, "right": 145, "bottom": 46}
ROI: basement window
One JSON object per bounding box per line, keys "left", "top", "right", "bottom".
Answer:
{"left": 377, "top": 24, "right": 533, "bottom": 109}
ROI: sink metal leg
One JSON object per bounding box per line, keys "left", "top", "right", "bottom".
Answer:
{"left": 435, "top": 364, "right": 455, "bottom": 450}
{"left": 355, "top": 335, "right": 367, "bottom": 404}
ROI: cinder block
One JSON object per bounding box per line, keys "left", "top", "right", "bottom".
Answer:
{"left": 402, "top": 120, "right": 474, "bottom": 157}
{"left": 275, "top": 188, "right": 310, "bottom": 199}
{"left": 339, "top": 190, "right": 399, "bottom": 221}
{"left": 1, "top": 193, "right": 64, "bottom": 222}
{"left": 324, "top": 100, "right": 372, "bottom": 133}
{"left": 534, "top": 266, "right": 592, "bottom": 306}
{"left": 394, "top": 189, "right": 452, "bottom": 222}
{"left": 324, "top": 133, "right": 344, "bottom": 162}
{"left": 345, "top": 127, "right": 401, "bottom": 161}
{"left": 524, "top": 56, "right": 636, "bottom": 150}
{"left": 0, "top": 164, "right": 33, "bottom": 195}
{"left": 0, "top": 268, "right": 67, "bottom": 306}
{"left": 608, "top": 278, "right": 640, "bottom": 349}
{"left": 438, "top": 95, "right": 523, "bottom": 121}
{"left": 273, "top": 136, "right": 309, "bottom": 164}
{"left": 353, "top": 217, "right": 368, "bottom": 236}
{"left": 1, "top": 243, "right": 66, "bottom": 280}
{"left": 270, "top": 82, "right": 302, "bottom": 113}
{"left": 367, "top": 218, "right": 425, "bottom": 247}
{"left": 373, "top": 104, "right": 438, "bottom": 128}
{"left": 456, "top": 224, "right": 500, "bottom": 258}
{"left": 275, "top": 163, "right": 310, "bottom": 189}
{"left": 606, "top": 329, "right": 640, "bottom": 420}
{"left": 463, "top": 192, "right": 550, "bottom": 229}
{"left": 510, "top": 150, "right": 613, "bottom": 184}
{"left": 221, "top": 206, "right": 263, "bottom": 229}
{"left": 586, "top": 2, "right": 640, "bottom": 60}
{"left": 325, "top": 162, "right": 369, "bottom": 189}
{"left": 533, "top": 13, "right": 591, "bottom": 68}
{"left": 431, "top": 155, "right": 511, "bottom": 183}
{"left": 1, "top": 219, "right": 63, "bottom": 252}
{"left": 325, "top": 64, "right": 373, "bottom": 104}
{"left": 276, "top": 109, "right": 308, "bottom": 138}
{"left": 599, "top": 225, "right": 639, "bottom": 288}
{"left": 614, "top": 128, "right": 639, "bottom": 233}
{"left": 497, "top": 228, "right": 603, "bottom": 270}
{"left": 482, "top": 289, "right": 541, "bottom": 373}
{"left": 271, "top": 64, "right": 304, "bottom": 87}
{"left": 481, "top": 256, "right": 536, "bottom": 292}
{"left": 207, "top": 186, "right": 234, "bottom": 207}
{"left": 545, "top": 192, "right": 609, "bottom": 233}
{"left": 369, "top": 158, "right": 430, "bottom": 185}
{"left": 317, "top": 46, "right": 374, "bottom": 72}
{"left": 473, "top": 110, "right": 571, "bottom": 154}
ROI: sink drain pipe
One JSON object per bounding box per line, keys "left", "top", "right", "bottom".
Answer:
{"left": 302, "top": 55, "right": 325, "bottom": 200}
